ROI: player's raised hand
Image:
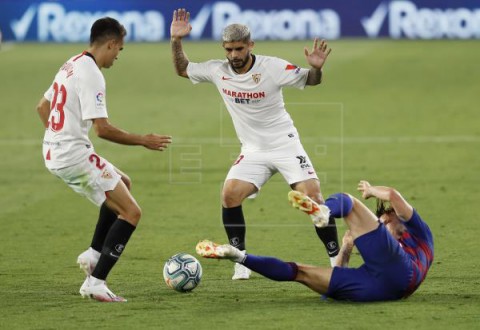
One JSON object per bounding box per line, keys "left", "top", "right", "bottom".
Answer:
{"left": 304, "top": 38, "right": 332, "bottom": 70}
{"left": 357, "top": 180, "right": 373, "bottom": 199}
{"left": 171, "top": 8, "right": 192, "bottom": 39}
{"left": 142, "top": 134, "right": 172, "bottom": 151}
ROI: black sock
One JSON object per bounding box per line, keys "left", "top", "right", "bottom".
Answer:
{"left": 92, "top": 219, "right": 136, "bottom": 280}
{"left": 222, "top": 206, "right": 246, "bottom": 250}
{"left": 315, "top": 216, "right": 339, "bottom": 257}
{"left": 90, "top": 203, "right": 117, "bottom": 252}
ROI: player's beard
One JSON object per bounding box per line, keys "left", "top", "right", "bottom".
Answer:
{"left": 228, "top": 52, "right": 251, "bottom": 71}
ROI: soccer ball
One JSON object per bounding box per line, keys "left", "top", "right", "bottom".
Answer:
{"left": 163, "top": 253, "right": 202, "bottom": 292}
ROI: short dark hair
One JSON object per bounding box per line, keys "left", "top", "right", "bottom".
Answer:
{"left": 375, "top": 199, "right": 395, "bottom": 218}
{"left": 90, "top": 17, "right": 126, "bottom": 45}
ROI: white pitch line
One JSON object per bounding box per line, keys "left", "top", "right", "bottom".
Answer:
{"left": 304, "top": 135, "right": 480, "bottom": 144}
{"left": 173, "top": 135, "right": 480, "bottom": 144}
{"left": 3, "top": 135, "right": 478, "bottom": 146}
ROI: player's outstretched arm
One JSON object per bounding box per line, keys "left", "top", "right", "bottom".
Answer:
{"left": 304, "top": 38, "right": 332, "bottom": 86}
{"left": 92, "top": 118, "right": 172, "bottom": 151}
{"left": 170, "top": 8, "right": 192, "bottom": 78}
{"left": 36, "top": 97, "right": 51, "bottom": 128}
{"left": 357, "top": 180, "right": 414, "bottom": 221}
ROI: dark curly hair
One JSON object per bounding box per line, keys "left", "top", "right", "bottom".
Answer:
{"left": 375, "top": 199, "right": 395, "bottom": 218}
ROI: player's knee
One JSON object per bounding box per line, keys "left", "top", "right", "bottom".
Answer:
{"left": 295, "top": 265, "right": 308, "bottom": 283}
{"left": 222, "top": 187, "right": 243, "bottom": 207}
{"left": 343, "top": 193, "right": 355, "bottom": 205}
{"left": 222, "top": 189, "right": 242, "bottom": 207}
{"left": 294, "top": 264, "right": 329, "bottom": 295}
{"left": 325, "top": 193, "right": 354, "bottom": 218}
{"left": 343, "top": 196, "right": 365, "bottom": 221}
{"left": 125, "top": 205, "right": 142, "bottom": 224}
{"left": 350, "top": 195, "right": 362, "bottom": 210}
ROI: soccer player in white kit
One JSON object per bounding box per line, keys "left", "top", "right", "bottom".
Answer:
{"left": 170, "top": 9, "right": 339, "bottom": 280}
{"left": 36, "top": 17, "right": 172, "bottom": 302}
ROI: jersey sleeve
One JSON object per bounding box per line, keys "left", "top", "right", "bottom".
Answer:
{"left": 44, "top": 84, "right": 54, "bottom": 102}
{"left": 266, "top": 57, "right": 309, "bottom": 89}
{"left": 405, "top": 209, "right": 434, "bottom": 245}
{"left": 77, "top": 66, "right": 108, "bottom": 120}
{"left": 187, "top": 60, "right": 218, "bottom": 84}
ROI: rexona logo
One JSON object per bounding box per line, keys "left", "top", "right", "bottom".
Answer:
{"left": 362, "top": 1, "right": 480, "bottom": 39}
{"left": 10, "top": 1, "right": 340, "bottom": 42}
{"left": 209, "top": 2, "right": 340, "bottom": 40}
{"left": 11, "top": 3, "right": 164, "bottom": 42}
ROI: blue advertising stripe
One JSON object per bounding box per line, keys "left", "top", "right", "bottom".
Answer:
{"left": 0, "top": 0, "right": 479, "bottom": 41}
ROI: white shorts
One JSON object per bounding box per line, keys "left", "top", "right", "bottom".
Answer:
{"left": 225, "top": 140, "right": 319, "bottom": 194}
{"left": 48, "top": 153, "right": 121, "bottom": 206}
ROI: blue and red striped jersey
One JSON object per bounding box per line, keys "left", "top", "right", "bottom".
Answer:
{"left": 398, "top": 209, "right": 434, "bottom": 296}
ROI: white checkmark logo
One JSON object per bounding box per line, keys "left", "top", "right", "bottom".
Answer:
{"left": 361, "top": 2, "right": 388, "bottom": 38}
{"left": 190, "top": 4, "right": 212, "bottom": 40}
{"left": 11, "top": 5, "right": 37, "bottom": 41}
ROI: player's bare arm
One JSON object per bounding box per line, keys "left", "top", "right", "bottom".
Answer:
{"left": 36, "top": 97, "right": 51, "bottom": 128}
{"left": 335, "top": 230, "right": 354, "bottom": 267}
{"left": 357, "top": 180, "right": 414, "bottom": 221}
{"left": 304, "top": 39, "right": 332, "bottom": 86}
{"left": 92, "top": 118, "right": 172, "bottom": 151}
{"left": 170, "top": 8, "right": 192, "bottom": 78}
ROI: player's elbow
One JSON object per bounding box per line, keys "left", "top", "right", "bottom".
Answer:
{"left": 36, "top": 98, "right": 49, "bottom": 114}
{"left": 175, "top": 68, "right": 188, "bottom": 78}
{"left": 93, "top": 122, "right": 111, "bottom": 139}
{"left": 35, "top": 103, "right": 43, "bottom": 115}
{"left": 305, "top": 80, "right": 320, "bottom": 87}
{"left": 307, "top": 76, "right": 322, "bottom": 86}
{"left": 306, "top": 69, "right": 323, "bottom": 86}
{"left": 388, "top": 188, "right": 402, "bottom": 203}
{"left": 96, "top": 131, "right": 107, "bottom": 140}
{"left": 36, "top": 98, "right": 51, "bottom": 127}
{"left": 95, "top": 127, "right": 110, "bottom": 139}
{"left": 388, "top": 188, "right": 413, "bottom": 220}
{"left": 172, "top": 61, "right": 189, "bottom": 78}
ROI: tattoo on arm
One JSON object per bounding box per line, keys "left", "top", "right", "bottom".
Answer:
{"left": 336, "top": 244, "right": 352, "bottom": 268}
{"left": 171, "top": 39, "right": 189, "bottom": 78}
{"left": 306, "top": 68, "right": 323, "bottom": 86}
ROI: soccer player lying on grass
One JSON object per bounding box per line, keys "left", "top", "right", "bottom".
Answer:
{"left": 197, "top": 181, "right": 434, "bottom": 302}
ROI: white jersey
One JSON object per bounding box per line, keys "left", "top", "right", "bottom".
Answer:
{"left": 42, "top": 52, "right": 108, "bottom": 169}
{"left": 187, "top": 55, "right": 309, "bottom": 151}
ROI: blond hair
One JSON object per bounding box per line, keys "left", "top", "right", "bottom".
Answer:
{"left": 222, "top": 24, "right": 251, "bottom": 43}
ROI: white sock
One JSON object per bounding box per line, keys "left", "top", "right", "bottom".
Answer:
{"left": 88, "top": 275, "right": 105, "bottom": 286}
{"left": 329, "top": 256, "right": 338, "bottom": 268}
{"left": 233, "top": 250, "right": 247, "bottom": 263}
{"left": 89, "top": 247, "right": 101, "bottom": 260}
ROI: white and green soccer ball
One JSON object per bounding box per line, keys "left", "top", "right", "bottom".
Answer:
{"left": 163, "top": 253, "right": 202, "bottom": 292}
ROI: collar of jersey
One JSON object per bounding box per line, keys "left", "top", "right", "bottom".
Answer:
{"left": 83, "top": 51, "right": 97, "bottom": 64}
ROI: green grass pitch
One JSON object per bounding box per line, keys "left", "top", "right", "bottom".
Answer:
{"left": 0, "top": 40, "right": 479, "bottom": 329}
